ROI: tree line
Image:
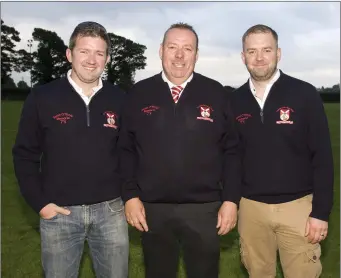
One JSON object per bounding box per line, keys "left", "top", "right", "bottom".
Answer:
{"left": 1, "top": 19, "right": 339, "bottom": 96}
{"left": 1, "top": 19, "right": 147, "bottom": 91}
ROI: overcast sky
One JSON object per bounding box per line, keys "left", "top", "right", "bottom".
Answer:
{"left": 2, "top": 1, "right": 340, "bottom": 88}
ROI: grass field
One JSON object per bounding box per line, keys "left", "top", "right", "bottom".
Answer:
{"left": 1, "top": 101, "right": 340, "bottom": 277}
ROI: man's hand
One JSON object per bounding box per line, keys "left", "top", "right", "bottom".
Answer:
{"left": 305, "top": 217, "right": 328, "bottom": 244}
{"left": 39, "top": 203, "right": 71, "bottom": 220}
{"left": 216, "top": 201, "right": 237, "bottom": 235}
{"left": 125, "top": 198, "right": 148, "bottom": 232}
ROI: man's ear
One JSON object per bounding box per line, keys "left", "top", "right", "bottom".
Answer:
{"left": 159, "top": 43, "right": 163, "bottom": 60}
{"left": 277, "top": 47, "right": 282, "bottom": 63}
{"left": 105, "top": 54, "right": 110, "bottom": 65}
{"left": 241, "top": 51, "right": 246, "bottom": 65}
{"left": 66, "top": 48, "right": 72, "bottom": 63}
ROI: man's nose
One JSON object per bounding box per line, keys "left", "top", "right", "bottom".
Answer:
{"left": 256, "top": 51, "right": 264, "bottom": 61}
{"left": 175, "top": 49, "right": 184, "bottom": 58}
{"left": 86, "top": 53, "right": 96, "bottom": 64}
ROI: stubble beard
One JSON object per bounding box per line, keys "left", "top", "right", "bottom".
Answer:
{"left": 248, "top": 63, "right": 277, "bottom": 82}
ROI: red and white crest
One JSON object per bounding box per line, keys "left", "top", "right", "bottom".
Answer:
{"left": 103, "top": 111, "right": 118, "bottom": 129}
{"left": 280, "top": 109, "right": 290, "bottom": 121}
{"left": 276, "top": 106, "right": 294, "bottom": 124}
{"left": 200, "top": 106, "right": 211, "bottom": 118}
{"left": 197, "top": 105, "right": 214, "bottom": 122}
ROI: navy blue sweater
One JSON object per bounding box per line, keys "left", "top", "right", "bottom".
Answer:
{"left": 230, "top": 71, "right": 334, "bottom": 221}
{"left": 12, "top": 78, "right": 125, "bottom": 213}
{"left": 119, "top": 72, "right": 241, "bottom": 205}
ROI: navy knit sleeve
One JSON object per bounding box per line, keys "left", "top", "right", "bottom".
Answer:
{"left": 221, "top": 92, "right": 242, "bottom": 205}
{"left": 12, "top": 91, "right": 50, "bottom": 213}
{"left": 306, "top": 87, "right": 334, "bottom": 221}
{"left": 118, "top": 90, "right": 140, "bottom": 202}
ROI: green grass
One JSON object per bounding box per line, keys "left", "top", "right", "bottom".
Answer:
{"left": 1, "top": 101, "right": 340, "bottom": 277}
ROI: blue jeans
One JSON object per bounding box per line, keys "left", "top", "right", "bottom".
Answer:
{"left": 40, "top": 197, "right": 129, "bottom": 278}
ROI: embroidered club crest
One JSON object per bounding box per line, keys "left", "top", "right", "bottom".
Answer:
{"left": 103, "top": 111, "right": 118, "bottom": 129}
{"left": 276, "top": 107, "right": 294, "bottom": 124}
{"left": 197, "top": 105, "right": 214, "bottom": 122}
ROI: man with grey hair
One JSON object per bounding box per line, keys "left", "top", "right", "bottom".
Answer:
{"left": 13, "top": 21, "right": 128, "bottom": 278}
{"left": 230, "top": 24, "right": 334, "bottom": 278}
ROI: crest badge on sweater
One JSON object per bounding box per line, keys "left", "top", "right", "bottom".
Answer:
{"left": 103, "top": 111, "right": 118, "bottom": 129}
{"left": 276, "top": 107, "right": 294, "bottom": 124}
{"left": 197, "top": 105, "right": 214, "bottom": 122}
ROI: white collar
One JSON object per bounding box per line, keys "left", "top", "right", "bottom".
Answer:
{"left": 67, "top": 69, "right": 103, "bottom": 93}
{"left": 161, "top": 71, "right": 193, "bottom": 89}
{"left": 249, "top": 69, "right": 280, "bottom": 96}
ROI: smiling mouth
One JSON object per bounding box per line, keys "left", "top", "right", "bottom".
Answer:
{"left": 83, "top": 67, "right": 96, "bottom": 71}
{"left": 173, "top": 63, "right": 185, "bottom": 68}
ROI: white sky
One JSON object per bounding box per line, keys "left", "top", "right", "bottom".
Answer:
{"left": 1, "top": 1, "right": 340, "bottom": 88}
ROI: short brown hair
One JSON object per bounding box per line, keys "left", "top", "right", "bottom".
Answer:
{"left": 162, "top": 22, "right": 199, "bottom": 50}
{"left": 242, "top": 24, "right": 278, "bottom": 49}
{"left": 69, "top": 21, "right": 111, "bottom": 55}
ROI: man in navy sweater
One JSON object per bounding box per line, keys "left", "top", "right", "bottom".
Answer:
{"left": 119, "top": 23, "right": 241, "bottom": 278}
{"left": 230, "top": 24, "right": 334, "bottom": 278}
{"left": 12, "top": 22, "right": 128, "bottom": 278}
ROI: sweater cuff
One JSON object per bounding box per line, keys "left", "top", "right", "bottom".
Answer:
{"left": 121, "top": 181, "right": 140, "bottom": 203}
{"left": 30, "top": 198, "right": 50, "bottom": 214}
{"left": 309, "top": 209, "right": 331, "bottom": 222}
{"left": 122, "top": 191, "right": 140, "bottom": 203}
{"left": 221, "top": 190, "right": 241, "bottom": 207}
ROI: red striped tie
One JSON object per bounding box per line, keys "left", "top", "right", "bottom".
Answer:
{"left": 171, "top": 85, "right": 183, "bottom": 103}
